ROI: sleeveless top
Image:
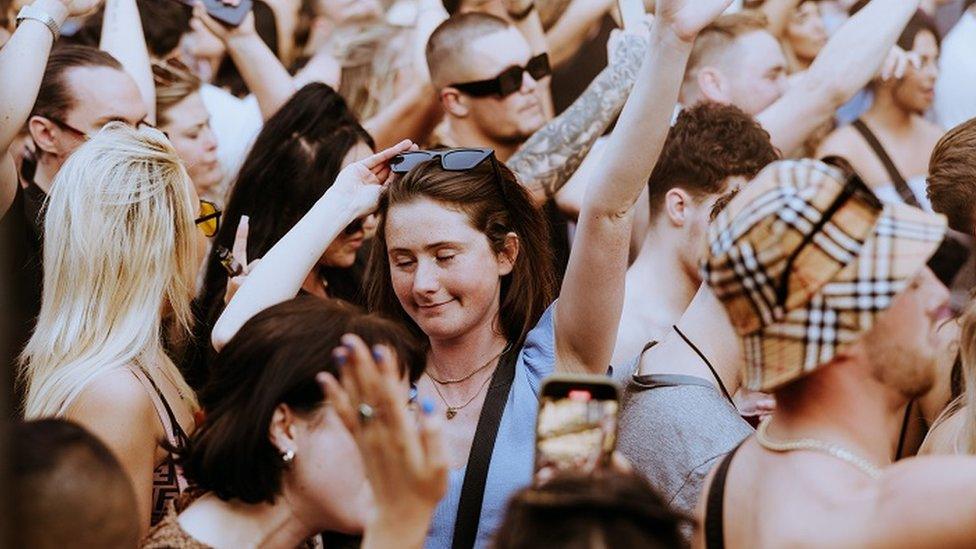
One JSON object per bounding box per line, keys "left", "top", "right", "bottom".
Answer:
{"left": 128, "top": 366, "right": 191, "bottom": 526}
{"left": 850, "top": 119, "right": 932, "bottom": 210}
{"left": 703, "top": 440, "right": 746, "bottom": 549}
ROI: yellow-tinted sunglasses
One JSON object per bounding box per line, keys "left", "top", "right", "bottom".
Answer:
{"left": 195, "top": 200, "right": 222, "bottom": 237}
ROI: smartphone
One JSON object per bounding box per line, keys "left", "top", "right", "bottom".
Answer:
{"left": 617, "top": 0, "right": 645, "bottom": 31}
{"left": 534, "top": 375, "right": 620, "bottom": 484}
{"left": 173, "top": 0, "right": 253, "bottom": 27}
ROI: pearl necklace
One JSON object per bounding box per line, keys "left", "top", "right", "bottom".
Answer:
{"left": 755, "top": 417, "right": 882, "bottom": 480}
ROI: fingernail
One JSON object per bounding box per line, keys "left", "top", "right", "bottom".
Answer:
{"left": 372, "top": 346, "right": 383, "bottom": 361}
{"left": 421, "top": 398, "right": 435, "bottom": 416}
{"left": 333, "top": 350, "right": 346, "bottom": 366}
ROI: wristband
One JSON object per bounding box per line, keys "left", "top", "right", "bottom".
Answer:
{"left": 16, "top": 4, "right": 61, "bottom": 41}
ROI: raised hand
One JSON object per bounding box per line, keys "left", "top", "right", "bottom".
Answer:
{"left": 221, "top": 216, "right": 261, "bottom": 305}
{"left": 325, "top": 139, "right": 416, "bottom": 219}
{"left": 321, "top": 336, "right": 447, "bottom": 548}
{"left": 655, "top": 0, "right": 733, "bottom": 42}
{"left": 61, "top": 0, "right": 104, "bottom": 18}
{"left": 192, "top": 1, "right": 255, "bottom": 43}
{"left": 879, "top": 45, "right": 922, "bottom": 81}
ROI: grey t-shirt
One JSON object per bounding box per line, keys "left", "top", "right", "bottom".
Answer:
{"left": 611, "top": 360, "right": 753, "bottom": 519}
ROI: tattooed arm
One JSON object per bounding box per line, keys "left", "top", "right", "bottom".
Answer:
{"left": 507, "top": 30, "right": 646, "bottom": 206}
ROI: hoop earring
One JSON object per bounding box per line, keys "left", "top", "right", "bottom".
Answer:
{"left": 281, "top": 448, "right": 295, "bottom": 464}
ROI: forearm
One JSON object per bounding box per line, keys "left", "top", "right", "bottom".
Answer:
{"left": 100, "top": 0, "right": 155, "bottom": 124}
{"left": 0, "top": 0, "right": 66, "bottom": 150}
{"left": 557, "top": 24, "right": 694, "bottom": 372}
{"left": 225, "top": 33, "right": 296, "bottom": 121}
{"left": 545, "top": 0, "right": 611, "bottom": 68}
{"left": 807, "top": 0, "right": 919, "bottom": 102}
{"left": 758, "top": 0, "right": 920, "bottom": 152}
{"left": 212, "top": 194, "right": 354, "bottom": 349}
{"left": 364, "top": 83, "right": 442, "bottom": 149}
{"left": 507, "top": 32, "right": 645, "bottom": 205}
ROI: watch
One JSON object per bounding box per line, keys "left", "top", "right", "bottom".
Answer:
{"left": 16, "top": 4, "right": 61, "bottom": 41}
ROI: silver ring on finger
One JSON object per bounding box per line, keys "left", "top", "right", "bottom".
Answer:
{"left": 358, "top": 403, "right": 375, "bottom": 424}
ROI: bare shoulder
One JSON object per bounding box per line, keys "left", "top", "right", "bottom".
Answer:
{"left": 65, "top": 368, "right": 160, "bottom": 438}
{"left": 918, "top": 118, "right": 947, "bottom": 147}
{"left": 919, "top": 409, "right": 965, "bottom": 456}
{"left": 816, "top": 124, "right": 865, "bottom": 159}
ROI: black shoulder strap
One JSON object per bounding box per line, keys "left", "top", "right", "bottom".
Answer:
{"left": 451, "top": 346, "right": 520, "bottom": 549}
{"left": 704, "top": 441, "right": 745, "bottom": 549}
{"left": 850, "top": 119, "right": 920, "bottom": 207}
{"left": 672, "top": 326, "right": 735, "bottom": 407}
{"left": 894, "top": 399, "right": 914, "bottom": 460}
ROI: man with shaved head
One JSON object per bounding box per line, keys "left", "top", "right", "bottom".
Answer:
{"left": 425, "top": 11, "right": 646, "bottom": 206}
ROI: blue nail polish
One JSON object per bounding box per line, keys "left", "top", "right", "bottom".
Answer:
{"left": 372, "top": 346, "right": 383, "bottom": 361}
{"left": 334, "top": 352, "right": 346, "bottom": 366}
{"left": 421, "top": 398, "right": 435, "bottom": 415}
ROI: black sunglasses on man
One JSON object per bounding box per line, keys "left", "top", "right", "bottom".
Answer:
{"left": 450, "top": 53, "right": 551, "bottom": 98}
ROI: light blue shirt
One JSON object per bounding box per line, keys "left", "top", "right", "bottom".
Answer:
{"left": 424, "top": 303, "right": 557, "bottom": 549}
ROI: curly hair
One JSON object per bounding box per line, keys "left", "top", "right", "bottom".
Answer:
{"left": 647, "top": 102, "right": 779, "bottom": 221}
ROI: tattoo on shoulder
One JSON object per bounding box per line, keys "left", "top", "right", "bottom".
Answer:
{"left": 508, "top": 34, "right": 646, "bottom": 201}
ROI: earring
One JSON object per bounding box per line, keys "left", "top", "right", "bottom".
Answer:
{"left": 281, "top": 448, "right": 295, "bottom": 464}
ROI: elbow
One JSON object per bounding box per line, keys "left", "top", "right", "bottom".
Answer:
{"left": 210, "top": 323, "right": 233, "bottom": 353}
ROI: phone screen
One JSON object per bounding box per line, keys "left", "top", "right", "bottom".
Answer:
{"left": 534, "top": 382, "right": 619, "bottom": 483}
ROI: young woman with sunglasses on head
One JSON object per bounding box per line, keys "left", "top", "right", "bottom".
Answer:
{"left": 215, "top": 1, "right": 733, "bottom": 544}
{"left": 188, "top": 83, "right": 377, "bottom": 390}
{"left": 20, "top": 123, "right": 217, "bottom": 538}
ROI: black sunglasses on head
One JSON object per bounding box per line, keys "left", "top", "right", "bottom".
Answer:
{"left": 389, "top": 148, "right": 496, "bottom": 174}
{"left": 450, "top": 53, "right": 551, "bottom": 98}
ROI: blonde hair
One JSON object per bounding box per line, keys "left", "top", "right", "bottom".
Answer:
{"left": 153, "top": 59, "right": 202, "bottom": 129}
{"left": 21, "top": 123, "right": 200, "bottom": 418}
{"left": 931, "top": 301, "right": 976, "bottom": 455}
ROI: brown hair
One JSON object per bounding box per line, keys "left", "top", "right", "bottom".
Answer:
{"left": 152, "top": 59, "right": 202, "bottom": 128}
{"left": 494, "top": 469, "right": 688, "bottom": 548}
{"left": 425, "top": 13, "right": 511, "bottom": 89}
{"left": 685, "top": 11, "right": 768, "bottom": 90}
{"left": 928, "top": 118, "right": 976, "bottom": 234}
{"left": 181, "top": 296, "right": 425, "bottom": 504}
{"left": 647, "top": 102, "right": 779, "bottom": 220}
{"left": 365, "top": 157, "right": 555, "bottom": 349}
{"left": 30, "top": 45, "right": 123, "bottom": 122}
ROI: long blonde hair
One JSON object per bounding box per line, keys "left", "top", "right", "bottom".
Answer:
{"left": 929, "top": 301, "right": 976, "bottom": 455}
{"left": 21, "top": 123, "right": 200, "bottom": 418}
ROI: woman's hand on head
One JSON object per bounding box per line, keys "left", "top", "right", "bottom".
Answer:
{"left": 320, "top": 334, "right": 447, "bottom": 548}
{"left": 326, "top": 140, "right": 417, "bottom": 219}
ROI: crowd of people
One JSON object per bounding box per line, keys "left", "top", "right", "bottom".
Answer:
{"left": 2, "top": 0, "right": 976, "bottom": 547}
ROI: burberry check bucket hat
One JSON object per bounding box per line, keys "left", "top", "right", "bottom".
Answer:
{"left": 702, "top": 159, "right": 946, "bottom": 392}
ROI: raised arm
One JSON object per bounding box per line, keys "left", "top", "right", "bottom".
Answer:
{"left": 194, "top": 6, "right": 295, "bottom": 121}
{"left": 0, "top": 0, "right": 98, "bottom": 216}
{"left": 100, "top": 0, "right": 155, "bottom": 123}
{"left": 545, "top": 0, "right": 615, "bottom": 68}
{"left": 506, "top": 29, "right": 646, "bottom": 206}
{"left": 211, "top": 140, "right": 414, "bottom": 350}
{"left": 757, "top": 0, "right": 921, "bottom": 153}
{"left": 553, "top": 0, "right": 732, "bottom": 374}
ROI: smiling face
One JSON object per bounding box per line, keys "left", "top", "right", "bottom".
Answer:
{"left": 891, "top": 30, "right": 939, "bottom": 114}
{"left": 384, "top": 198, "right": 515, "bottom": 342}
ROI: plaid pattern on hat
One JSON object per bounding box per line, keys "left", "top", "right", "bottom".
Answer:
{"left": 703, "top": 159, "right": 947, "bottom": 391}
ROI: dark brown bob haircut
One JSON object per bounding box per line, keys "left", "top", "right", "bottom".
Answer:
{"left": 179, "top": 296, "right": 424, "bottom": 504}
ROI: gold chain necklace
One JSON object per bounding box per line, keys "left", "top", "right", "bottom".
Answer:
{"left": 427, "top": 370, "right": 494, "bottom": 420}
{"left": 426, "top": 345, "right": 509, "bottom": 385}
{"left": 755, "top": 417, "right": 882, "bottom": 479}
